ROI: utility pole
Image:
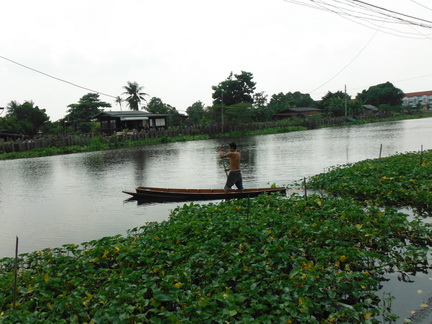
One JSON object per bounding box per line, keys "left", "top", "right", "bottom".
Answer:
{"left": 221, "top": 89, "right": 224, "bottom": 133}
{"left": 344, "top": 85, "right": 347, "bottom": 118}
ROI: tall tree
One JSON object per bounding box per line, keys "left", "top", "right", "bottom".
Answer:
{"left": 66, "top": 93, "right": 111, "bottom": 132}
{"left": 186, "top": 101, "right": 206, "bottom": 125}
{"left": 115, "top": 96, "right": 124, "bottom": 111}
{"left": 356, "top": 82, "right": 404, "bottom": 107}
{"left": 212, "top": 71, "right": 256, "bottom": 106}
{"left": 268, "top": 91, "right": 316, "bottom": 113}
{"left": 4, "top": 100, "right": 49, "bottom": 136}
{"left": 253, "top": 92, "right": 268, "bottom": 109}
{"left": 123, "top": 81, "right": 148, "bottom": 110}
{"left": 146, "top": 97, "right": 181, "bottom": 126}
{"left": 319, "top": 91, "right": 350, "bottom": 117}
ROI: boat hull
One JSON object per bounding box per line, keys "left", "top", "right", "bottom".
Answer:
{"left": 122, "top": 186, "right": 286, "bottom": 202}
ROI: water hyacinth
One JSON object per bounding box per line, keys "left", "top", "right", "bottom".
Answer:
{"left": 306, "top": 150, "right": 432, "bottom": 216}
{"left": 1, "top": 193, "right": 431, "bottom": 323}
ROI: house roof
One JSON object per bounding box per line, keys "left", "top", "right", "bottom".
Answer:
{"left": 93, "top": 111, "right": 169, "bottom": 120}
{"left": 362, "top": 105, "right": 378, "bottom": 110}
{"left": 404, "top": 91, "right": 432, "bottom": 98}
{"left": 276, "top": 107, "right": 322, "bottom": 113}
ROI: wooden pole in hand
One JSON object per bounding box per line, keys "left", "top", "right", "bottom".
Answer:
{"left": 218, "top": 146, "right": 228, "bottom": 178}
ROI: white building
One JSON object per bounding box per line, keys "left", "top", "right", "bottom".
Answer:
{"left": 403, "top": 90, "right": 432, "bottom": 107}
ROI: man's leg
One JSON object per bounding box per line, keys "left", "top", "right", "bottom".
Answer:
{"left": 234, "top": 173, "right": 244, "bottom": 191}
{"left": 224, "top": 172, "right": 235, "bottom": 190}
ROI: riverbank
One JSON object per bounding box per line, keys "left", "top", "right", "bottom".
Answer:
{"left": 1, "top": 150, "right": 431, "bottom": 322}
{"left": 1, "top": 113, "right": 431, "bottom": 161}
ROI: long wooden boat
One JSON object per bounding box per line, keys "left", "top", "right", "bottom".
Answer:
{"left": 122, "top": 186, "right": 286, "bottom": 202}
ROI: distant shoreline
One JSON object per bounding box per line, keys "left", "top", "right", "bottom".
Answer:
{"left": 1, "top": 113, "right": 431, "bottom": 161}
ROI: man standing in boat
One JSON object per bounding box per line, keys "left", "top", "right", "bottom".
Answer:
{"left": 219, "top": 142, "right": 244, "bottom": 191}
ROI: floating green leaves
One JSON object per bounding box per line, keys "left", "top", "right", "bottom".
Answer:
{"left": 307, "top": 150, "right": 432, "bottom": 216}
{"left": 1, "top": 193, "right": 431, "bottom": 322}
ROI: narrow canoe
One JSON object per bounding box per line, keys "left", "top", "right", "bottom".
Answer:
{"left": 122, "top": 186, "right": 286, "bottom": 201}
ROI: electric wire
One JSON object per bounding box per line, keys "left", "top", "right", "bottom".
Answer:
{"left": 408, "top": 0, "right": 432, "bottom": 13}
{"left": 309, "top": 24, "right": 380, "bottom": 94}
{"left": 0, "top": 55, "right": 117, "bottom": 99}
{"left": 282, "top": 0, "right": 432, "bottom": 38}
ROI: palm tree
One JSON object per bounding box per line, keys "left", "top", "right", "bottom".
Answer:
{"left": 6, "top": 100, "right": 20, "bottom": 114}
{"left": 122, "top": 81, "right": 148, "bottom": 111}
{"left": 115, "top": 96, "right": 123, "bottom": 111}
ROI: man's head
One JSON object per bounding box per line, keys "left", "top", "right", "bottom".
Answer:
{"left": 229, "top": 142, "right": 237, "bottom": 151}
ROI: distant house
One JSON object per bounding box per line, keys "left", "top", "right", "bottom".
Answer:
{"left": 362, "top": 104, "right": 378, "bottom": 115}
{"left": 273, "top": 107, "right": 323, "bottom": 119}
{"left": 93, "top": 111, "right": 169, "bottom": 135}
{"left": 402, "top": 90, "right": 432, "bottom": 108}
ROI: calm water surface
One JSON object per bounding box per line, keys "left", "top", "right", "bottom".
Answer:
{"left": 1, "top": 117, "right": 431, "bottom": 321}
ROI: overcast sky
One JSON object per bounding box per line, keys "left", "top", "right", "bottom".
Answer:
{"left": 1, "top": 0, "right": 431, "bottom": 121}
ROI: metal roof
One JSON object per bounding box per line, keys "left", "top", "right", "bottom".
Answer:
{"left": 362, "top": 105, "right": 378, "bottom": 110}
{"left": 92, "top": 111, "right": 169, "bottom": 118}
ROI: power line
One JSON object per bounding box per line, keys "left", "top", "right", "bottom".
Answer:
{"left": 282, "top": 0, "right": 432, "bottom": 38}
{"left": 0, "top": 55, "right": 117, "bottom": 99}
{"left": 309, "top": 23, "right": 380, "bottom": 94}
{"left": 409, "top": 0, "right": 432, "bottom": 13}
{"left": 352, "top": 0, "right": 432, "bottom": 25}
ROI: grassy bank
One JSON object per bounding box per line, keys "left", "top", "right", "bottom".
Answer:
{"left": 1, "top": 113, "right": 431, "bottom": 161}
{"left": 314, "top": 112, "right": 432, "bottom": 129}
{"left": 1, "top": 193, "right": 431, "bottom": 322}
{"left": 0, "top": 134, "right": 210, "bottom": 161}
{"left": 306, "top": 149, "right": 432, "bottom": 216}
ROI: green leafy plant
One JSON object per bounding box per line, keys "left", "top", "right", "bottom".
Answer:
{"left": 306, "top": 150, "right": 432, "bottom": 216}
{"left": 1, "top": 193, "right": 430, "bottom": 322}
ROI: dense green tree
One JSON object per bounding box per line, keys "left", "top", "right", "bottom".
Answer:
{"left": 186, "top": 101, "right": 206, "bottom": 125}
{"left": 146, "top": 97, "right": 181, "bottom": 126}
{"left": 253, "top": 92, "right": 268, "bottom": 109}
{"left": 212, "top": 71, "right": 256, "bottom": 106}
{"left": 356, "top": 82, "right": 404, "bottom": 107}
{"left": 268, "top": 92, "right": 316, "bottom": 112}
{"left": 251, "top": 92, "right": 269, "bottom": 122}
{"left": 225, "top": 103, "right": 254, "bottom": 124}
{"left": 66, "top": 93, "right": 111, "bottom": 133}
{"left": 351, "top": 98, "right": 365, "bottom": 116}
{"left": 41, "top": 120, "right": 65, "bottom": 134}
{"left": 123, "top": 81, "right": 148, "bottom": 111}
{"left": 146, "top": 97, "right": 168, "bottom": 114}
{"left": 0, "top": 114, "right": 19, "bottom": 134}
{"left": 2, "top": 101, "right": 49, "bottom": 136}
{"left": 319, "top": 91, "right": 350, "bottom": 117}
{"left": 267, "top": 92, "right": 294, "bottom": 114}
{"left": 261, "top": 91, "right": 317, "bottom": 121}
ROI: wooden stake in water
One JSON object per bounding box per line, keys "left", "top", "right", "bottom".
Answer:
{"left": 375, "top": 144, "right": 383, "bottom": 186}
{"left": 13, "top": 236, "right": 19, "bottom": 309}
{"left": 420, "top": 145, "right": 423, "bottom": 166}
{"left": 303, "top": 177, "right": 308, "bottom": 200}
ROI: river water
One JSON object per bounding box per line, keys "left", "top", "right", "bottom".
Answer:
{"left": 1, "top": 117, "right": 431, "bottom": 321}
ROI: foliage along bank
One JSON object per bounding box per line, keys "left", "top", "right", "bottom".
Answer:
{"left": 1, "top": 112, "right": 431, "bottom": 161}
{"left": 306, "top": 149, "right": 432, "bottom": 216}
{"left": 1, "top": 191, "right": 432, "bottom": 322}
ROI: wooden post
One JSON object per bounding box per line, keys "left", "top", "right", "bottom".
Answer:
{"left": 420, "top": 145, "right": 423, "bottom": 166}
{"left": 303, "top": 177, "right": 308, "bottom": 200}
{"left": 375, "top": 144, "right": 383, "bottom": 186}
{"left": 13, "top": 236, "right": 19, "bottom": 309}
